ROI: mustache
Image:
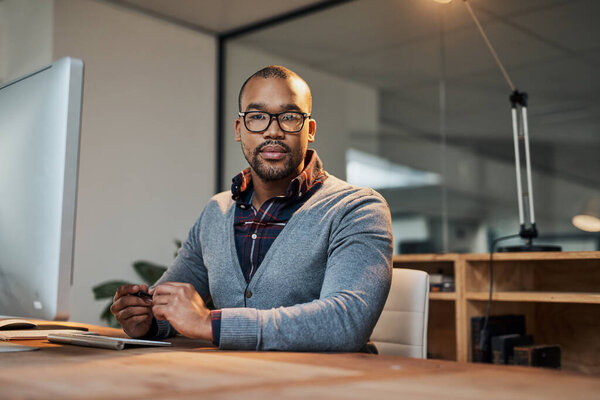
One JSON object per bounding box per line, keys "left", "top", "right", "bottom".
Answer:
{"left": 255, "top": 140, "right": 291, "bottom": 153}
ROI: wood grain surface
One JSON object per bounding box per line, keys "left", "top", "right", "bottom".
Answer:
{"left": 1, "top": 322, "right": 599, "bottom": 400}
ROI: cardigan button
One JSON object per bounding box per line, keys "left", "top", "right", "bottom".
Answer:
{"left": 245, "top": 290, "right": 252, "bottom": 298}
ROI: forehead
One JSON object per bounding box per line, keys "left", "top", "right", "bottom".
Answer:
{"left": 241, "top": 77, "right": 310, "bottom": 111}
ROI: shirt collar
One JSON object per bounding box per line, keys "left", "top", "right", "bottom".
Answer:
{"left": 231, "top": 149, "right": 325, "bottom": 202}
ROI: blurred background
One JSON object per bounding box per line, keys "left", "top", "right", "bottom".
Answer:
{"left": 1, "top": 0, "right": 598, "bottom": 325}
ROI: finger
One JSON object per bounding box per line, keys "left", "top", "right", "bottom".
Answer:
{"left": 114, "top": 284, "right": 142, "bottom": 302}
{"left": 122, "top": 308, "right": 153, "bottom": 322}
{"left": 124, "top": 314, "right": 153, "bottom": 326}
{"left": 151, "top": 288, "right": 192, "bottom": 304}
{"left": 151, "top": 284, "right": 179, "bottom": 297}
{"left": 111, "top": 294, "right": 152, "bottom": 314}
{"left": 152, "top": 305, "right": 168, "bottom": 321}
{"left": 116, "top": 305, "right": 153, "bottom": 321}
{"left": 111, "top": 299, "right": 151, "bottom": 317}
{"left": 110, "top": 296, "right": 132, "bottom": 314}
{"left": 150, "top": 293, "right": 174, "bottom": 306}
{"left": 152, "top": 282, "right": 193, "bottom": 297}
{"left": 157, "top": 281, "right": 190, "bottom": 287}
{"left": 119, "top": 292, "right": 153, "bottom": 307}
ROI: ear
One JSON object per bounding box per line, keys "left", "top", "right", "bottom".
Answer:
{"left": 307, "top": 119, "right": 316, "bottom": 143}
{"left": 235, "top": 118, "right": 242, "bottom": 142}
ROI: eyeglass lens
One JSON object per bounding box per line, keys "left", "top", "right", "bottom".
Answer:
{"left": 244, "top": 112, "right": 305, "bottom": 132}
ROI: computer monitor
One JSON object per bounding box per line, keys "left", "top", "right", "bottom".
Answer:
{"left": 0, "top": 57, "right": 84, "bottom": 320}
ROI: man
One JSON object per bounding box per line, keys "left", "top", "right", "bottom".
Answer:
{"left": 111, "top": 66, "right": 393, "bottom": 351}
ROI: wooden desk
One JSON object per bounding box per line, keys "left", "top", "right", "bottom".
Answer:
{"left": 1, "top": 322, "right": 599, "bottom": 400}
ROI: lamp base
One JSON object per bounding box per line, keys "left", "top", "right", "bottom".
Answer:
{"left": 497, "top": 243, "right": 562, "bottom": 252}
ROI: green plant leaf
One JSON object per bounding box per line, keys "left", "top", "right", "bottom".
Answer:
{"left": 92, "top": 280, "right": 131, "bottom": 299}
{"left": 94, "top": 240, "right": 183, "bottom": 323}
{"left": 100, "top": 303, "right": 120, "bottom": 328}
{"left": 133, "top": 261, "right": 167, "bottom": 285}
{"left": 173, "top": 239, "right": 182, "bottom": 258}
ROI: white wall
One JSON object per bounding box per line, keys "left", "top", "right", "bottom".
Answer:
{"left": 0, "top": 0, "right": 54, "bottom": 84}
{"left": 50, "top": 0, "right": 216, "bottom": 325}
{"left": 222, "top": 41, "right": 379, "bottom": 189}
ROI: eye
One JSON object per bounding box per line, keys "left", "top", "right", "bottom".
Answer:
{"left": 248, "top": 112, "right": 267, "bottom": 121}
{"left": 281, "top": 112, "right": 301, "bottom": 122}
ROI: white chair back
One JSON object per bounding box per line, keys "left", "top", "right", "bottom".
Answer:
{"left": 371, "top": 268, "right": 429, "bottom": 358}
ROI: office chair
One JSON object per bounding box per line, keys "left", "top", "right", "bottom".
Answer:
{"left": 371, "top": 268, "right": 429, "bottom": 358}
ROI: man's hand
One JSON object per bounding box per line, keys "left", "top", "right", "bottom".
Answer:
{"left": 150, "top": 282, "right": 212, "bottom": 341}
{"left": 111, "top": 284, "right": 154, "bottom": 338}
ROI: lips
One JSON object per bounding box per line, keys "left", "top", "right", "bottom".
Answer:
{"left": 259, "top": 144, "right": 287, "bottom": 160}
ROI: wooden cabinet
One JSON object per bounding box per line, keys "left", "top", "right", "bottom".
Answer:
{"left": 393, "top": 251, "right": 600, "bottom": 375}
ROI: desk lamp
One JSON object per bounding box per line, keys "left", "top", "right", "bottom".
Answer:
{"left": 447, "top": 0, "right": 561, "bottom": 251}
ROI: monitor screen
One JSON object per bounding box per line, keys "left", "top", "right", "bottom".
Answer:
{"left": 0, "top": 57, "right": 84, "bottom": 320}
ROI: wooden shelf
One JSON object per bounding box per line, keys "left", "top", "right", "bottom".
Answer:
{"left": 463, "top": 251, "right": 600, "bottom": 262}
{"left": 465, "top": 291, "right": 600, "bottom": 304}
{"left": 394, "top": 251, "right": 600, "bottom": 375}
{"left": 393, "top": 253, "right": 459, "bottom": 262}
{"left": 429, "top": 292, "right": 456, "bottom": 301}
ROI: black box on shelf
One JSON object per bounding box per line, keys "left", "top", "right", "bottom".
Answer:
{"left": 471, "top": 315, "right": 525, "bottom": 363}
{"left": 513, "top": 345, "right": 561, "bottom": 369}
{"left": 491, "top": 334, "right": 534, "bottom": 365}
{"left": 429, "top": 270, "right": 454, "bottom": 293}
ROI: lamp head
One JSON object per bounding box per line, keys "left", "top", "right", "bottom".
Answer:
{"left": 572, "top": 198, "right": 600, "bottom": 232}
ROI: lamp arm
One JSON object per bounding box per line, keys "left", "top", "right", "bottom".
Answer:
{"left": 510, "top": 105, "right": 526, "bottom": 228}
{"left": 521, "top": 105, "right": 536, "bottom": 227}
{"left": 511, "top": 91, "right": 538, "bottom": 240}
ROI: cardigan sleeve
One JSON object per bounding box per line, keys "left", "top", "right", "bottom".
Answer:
{"left": 146, "top": 211, "right": 212, "bottom": 340}
{"left": 218, "top": 191, "right": 393, "bottom": 351}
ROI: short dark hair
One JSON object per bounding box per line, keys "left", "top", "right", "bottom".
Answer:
{"left": 238, "top": 65, "right": 312, "bottom": 112}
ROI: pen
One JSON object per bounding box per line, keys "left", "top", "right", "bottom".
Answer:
{"left": 133, "top": 290, "right": 153, "bottom": 299}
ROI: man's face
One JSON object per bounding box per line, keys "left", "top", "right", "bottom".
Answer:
{"left": 235, "top": 77, "right": 316, "bottom": 182}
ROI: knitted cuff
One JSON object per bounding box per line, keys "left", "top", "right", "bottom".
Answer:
{"left": 218, "top": 308, "right": 260, "bottom": 350}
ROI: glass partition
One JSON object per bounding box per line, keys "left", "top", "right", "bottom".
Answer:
{"left": 222, "top": 0, "right": 600, "bottom": 254}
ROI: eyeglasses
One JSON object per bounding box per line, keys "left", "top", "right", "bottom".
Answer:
{"left": 238, "top": 111, "right": 310, "bottom": 133}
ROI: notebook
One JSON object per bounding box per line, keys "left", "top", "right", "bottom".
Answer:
{"left": 0, "top": 329, "right": 98, "bottom": 341}
{"left": 0, "top": 318, "right": 93, "bottom": 341}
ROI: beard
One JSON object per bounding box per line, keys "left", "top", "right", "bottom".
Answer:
{"left": 242, "top": 140, "right": 304, "bottom": 182}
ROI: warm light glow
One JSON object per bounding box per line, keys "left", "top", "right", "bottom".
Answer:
{"left": 572, "top": 215, "right": 600, "bottom": 233}
{"left": 432, "top": 0, "right": 453, "bottom": 3}
{"left": 572, "top": 198, "right": 600, "bottom": 232}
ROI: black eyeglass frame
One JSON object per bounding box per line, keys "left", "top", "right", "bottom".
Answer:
{"left": 238, "top": 111, "right": 311, "bottom": 133}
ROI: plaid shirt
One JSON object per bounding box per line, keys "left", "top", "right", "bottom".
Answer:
{"left": 211, "top": 149, "right": 327, "bottom": 346}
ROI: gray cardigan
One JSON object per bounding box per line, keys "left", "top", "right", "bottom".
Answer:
{"left": 154, "top": 174, "right": 393, "bottom": 351}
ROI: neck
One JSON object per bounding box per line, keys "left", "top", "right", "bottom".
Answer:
{"left": 250, "top": 164, "right": 303, "bottom": 209}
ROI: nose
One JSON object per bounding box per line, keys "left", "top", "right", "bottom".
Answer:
{"left": 263, "top": 115, "right": 285, "bottom": 139}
